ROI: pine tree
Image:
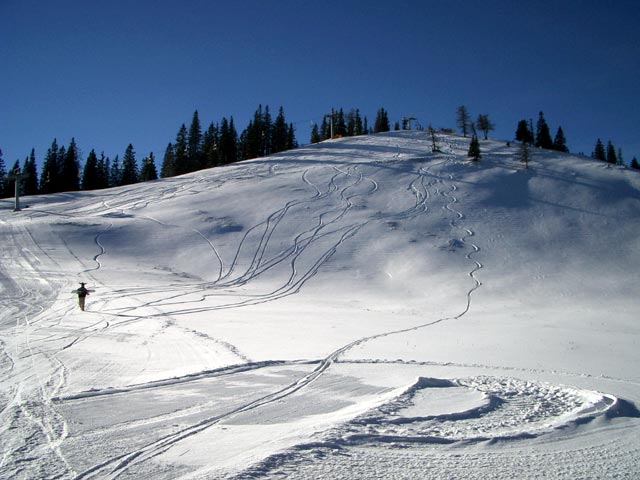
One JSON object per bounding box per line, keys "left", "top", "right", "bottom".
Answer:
{"left": 271, "top": 106, "right": 289, "bottom": 154}
{"left": 355, "top": 109, "right": 364, "bottom": 136}
{"left": 535, "top": 111, "right": 553, "bottom": 149}
{"left": 476, "top": 114, "right": 495, "bottom": 140}
{"left": 617, "top": 148, "right": 624, "bottom": 166}
{"left": 202, "top": 123, "right": 219, "bottom": 168}
{"left": 606, "top": 141, "right": 618, "bottom": 165}
{"left": 82, "top": 149, "right": 100, "bottom": 190}
{"left": 241, "top": 105, "right": 275, "bottom": 160}
{"left": 374, "top": 108, "right": 390, "bottom": 133}
{"left": 110, "top": 155, "right": 122, "bottom": 187}
{"left": 310, "top": 123, "right": 321, "bottom": 144}
{"left": 263, "top": 106, "right": 272, "bottom": 156}
{"left": 467, "top": 135, "right": 481, "bottom": 161}
{"left": 174, "top": 124, "right": 188, "bottom": 175}
{"left": 515, "top": 119, "right": 534, "bottom": 144}
{"left": 40, "top": 139, "right": 60, "bottom": 194}
{"left": 631, "top": 157, "right": 640, "bottom": 170}
{"left": 160, "top": 143, "right": 177, "bottom": 178}
{"left": 22, "top": 149, "right": 39, "bottom": 196}
{"left": 347, "top": 109, "right": 363, "bottom": 136}
{"left": 456, "top": 105, "right": 470, "bottom": 137}
{"left": 140, "top": 152, "right": 158, "bottom": 181}
{"left": 96, "top": 152, "right": 109, "bottom": 189}
{"left": 320, "top": 117, "right": 331, "bottom": 140}
{"left": 218, "top": 117, "right": 237, "bottom": 165}
{"left": 188, "top": 110, "right": 203, "bottom": 170}
{"left": 592, "top": 139, "right": 606, "bottom": 161}
{"left": 58, "top": 138, "right": 80, "bottom": 192}
{"left": 120, "top": 144, "right": 139, "bottom": 185}
{"left": 0, "top": 149, "right": 5, "bottom": 198}
{"left": 287, "top": 123, "right": 297, "bottom": 150}
{"left": 552, "top": 126, "right": 569, "bottom": 152}
{"left": 6, "top": 160, "right": 20, "bottom": 197}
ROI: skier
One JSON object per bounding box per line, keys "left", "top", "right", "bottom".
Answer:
{"left": 75, "top": 282, "right": 90, "bottom": 311}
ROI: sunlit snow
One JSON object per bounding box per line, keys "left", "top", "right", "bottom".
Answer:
{"left": 1, "top": 131, "right": 639, "bottom": 479}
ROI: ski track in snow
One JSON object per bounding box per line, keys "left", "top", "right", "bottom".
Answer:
{"left": 1, "top": 133, "right": 638, "bottom": 478}
{"left": 65, "top": 149, "right": 505, "bottom": 479}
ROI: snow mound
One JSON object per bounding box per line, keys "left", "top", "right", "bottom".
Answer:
{"left": 334, "top": 376, "right": 617, "bottom": 445}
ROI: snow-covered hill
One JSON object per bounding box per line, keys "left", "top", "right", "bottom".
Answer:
{"left": 1, "top": 131, "right": 639, "bottom": 479}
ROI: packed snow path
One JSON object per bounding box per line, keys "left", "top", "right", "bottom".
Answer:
{"left": 1, "top": 132, "right": 639, "bottom": 479}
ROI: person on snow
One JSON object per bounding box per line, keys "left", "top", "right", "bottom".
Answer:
{"left": 75, "top": 282, "right": 90, "bottom": 311}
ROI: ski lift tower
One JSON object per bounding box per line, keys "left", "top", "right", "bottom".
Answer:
{"left": 13, "top": 174, "right": 21, "bottom": 212}
{"left": 324, "top": 109, "right": 336, "bottom": 139}
{"left": 403, "top": 116, "right": 416, "bottom": 130}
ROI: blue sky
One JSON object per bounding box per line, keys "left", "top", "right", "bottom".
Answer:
{"left": 1, "top": 0, "right": 639, "bottom": 169}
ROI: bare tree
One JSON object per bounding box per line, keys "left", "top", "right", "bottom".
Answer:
{"left": 476, "top": 114, "right": 495, "bottom": 140}
{"left": 456, "top": 105, "right": 470, "bottom": 137}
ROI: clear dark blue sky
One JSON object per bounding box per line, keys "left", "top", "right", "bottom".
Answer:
{"left": 2, "top": 0, "right": 639, "bottom": 169}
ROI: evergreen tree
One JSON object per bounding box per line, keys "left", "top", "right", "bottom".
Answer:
{"left": 110, "top": 155, "right": 122, "bottom": 187}
{"left": 140, "top": 152, "right": 158, "bottom": 181}
{"left": 160, "top": 143, "right": 177, "bottom": 178}
{"left": 552, "top": 126, "right": 569, "bottom": 152}
{"left": 467, "top": 135, "right": 481, "bottom": 161}
{"left": 347, "top": 109, "right": 363, "bottom": 136}
{"left": 515, "top": 119, "right": 534, "bottom": 144}
{"left": 476, "top": 114, "right": 495, "bottom": 140}
{"left": 320, "top": 116, "right": 331, "bottom": 140}
{"left": 310, "top": 123, "right": 321, "bottom": 144}
{"left": 6, "top": 160, "right": 20, "bottom": 197}
{"left": 218, "top": 117, "right": 237, "bottom": 165}
{"left": 271, "top": 106, "right": 289, "bottom": 154}
{"left": 631, "top": 157, "right": 640, "bottom": 170}
{"left": 355, "top": 109, "right": 364, "bottom": 135}
{"left": 287, "top": 123, "right": 297, "bottom": 150}
{"left": 22, "top": 149, "right": 39, "bottom": 196}
{"left": 241, "top": 105, "right": 272, "bottom": 160}
{"left": 120, "top": 144, "right": 139, "bottom": 185}
{"left": 60, "top": 138, "right": 80, "bottom": 192}
{"left": 394, "top": 121, "right": 400, "bottom": 131}
{"left": 374, "top": 107, "right": 390, "bottom": 133}
{"left": 363, "top": 117, "right": 369, "bottom": 135}
{"left": 82, "top": 149, "right": 100, "bottom": 190}
{"left": 263, "top": 105, "right": 272, "bottom": 156}
{"left": 0, "top": 149, "right": 6, "bottom": 198}
{"left": 40, "top": 139, "right": 60, "bottom": 194}
{"left": 202, "top": 123, "right": 219, "bottom": 168}
{"left": 456, "top": 105, "right": 470, "bottom": 137}
{"left": 617, "top": 148, "right": 624, "bottom": 166}
{"left": 535, "top": 111, "right": 553, "bottom": 149}
{"left": 188, "top": 110, "right": 203, "bottom": 170}
{"left": 606, "top": 141, "right": 618, "bottom": 165}
{"left": 592, "top": 139, "right": 606, "bottom": 161}
{"left": 174, "top": 124, "right": 189, "bottom": 175}
{"left": 96, "top": 152, "right": 109, "bottom": 189}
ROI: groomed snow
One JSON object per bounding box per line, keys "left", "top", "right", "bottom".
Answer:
{"left": 1, "top": 131, "right": 639, "bottom": 479}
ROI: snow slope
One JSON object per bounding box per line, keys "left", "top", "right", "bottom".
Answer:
{"left": 1, "top": 131, "right": 639, "bottom": 479}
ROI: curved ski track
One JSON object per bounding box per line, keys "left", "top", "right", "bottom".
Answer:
{"left": 69, "top": 153, "right": 490, "bottom": 479}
